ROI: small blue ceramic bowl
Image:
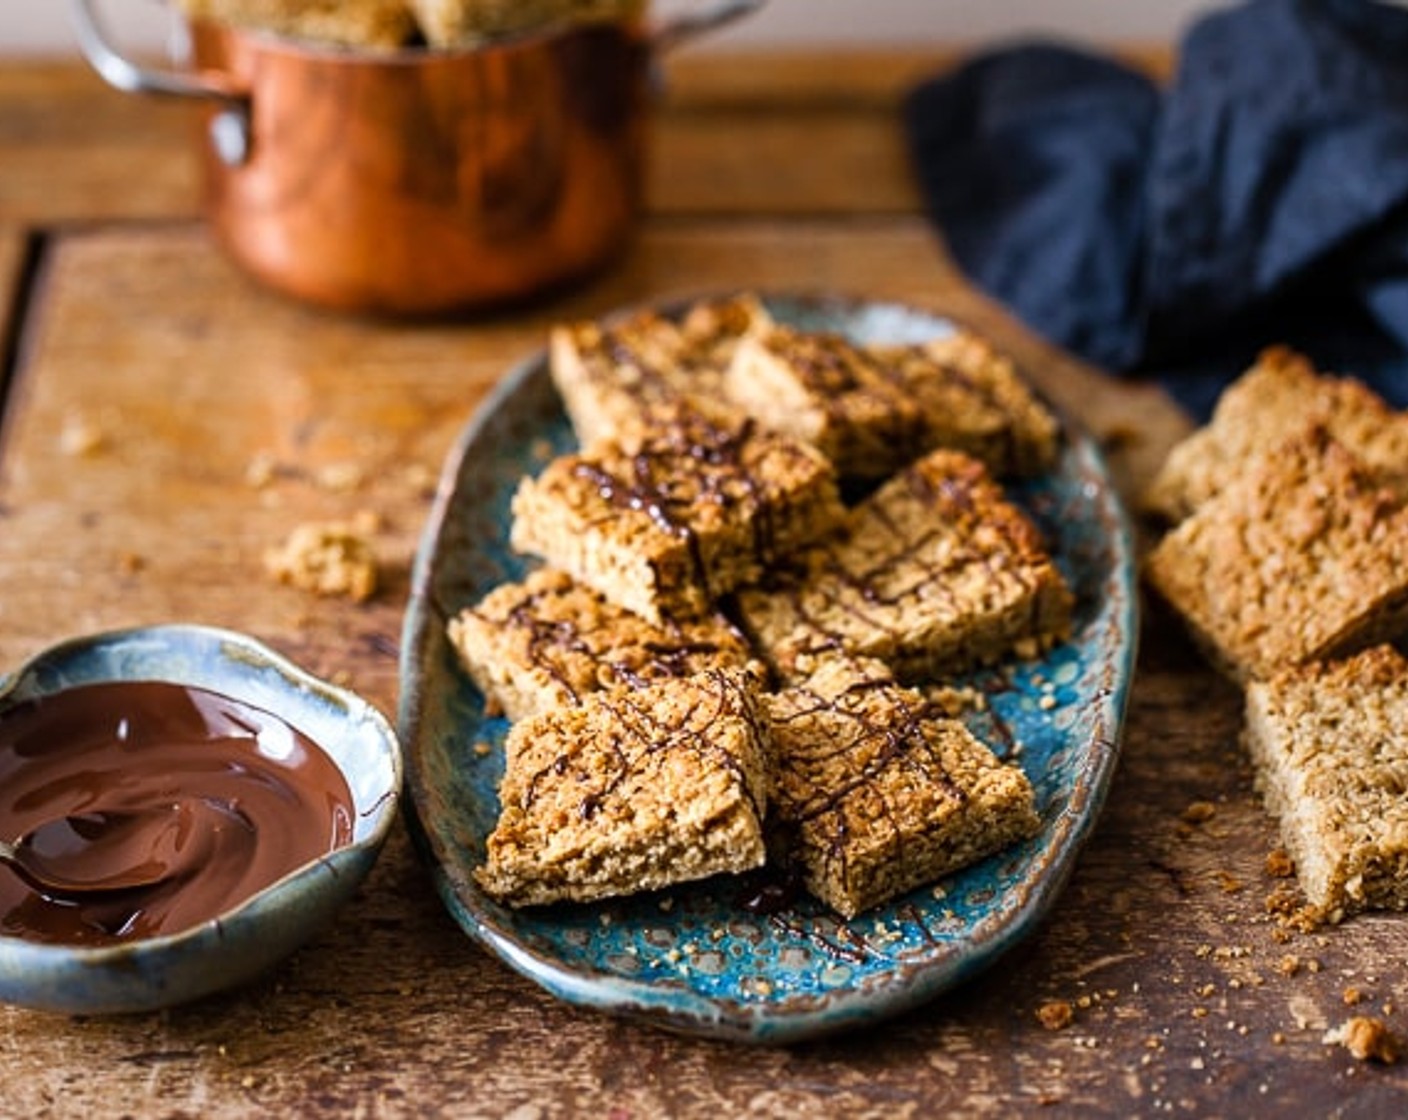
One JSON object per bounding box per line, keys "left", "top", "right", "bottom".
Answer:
{"left": 0, "top": 624, "right": 402, "bottom": 1015}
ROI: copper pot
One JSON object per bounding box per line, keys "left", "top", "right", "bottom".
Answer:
{"left": 71, "top": 1, "right": 762, "bottom": 314}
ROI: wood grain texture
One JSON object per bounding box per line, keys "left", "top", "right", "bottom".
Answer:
{"left": 662, "top": 45, "right": 1173, "bottom": 110}
{"left": 0, "top": 65, "right": 199, "bottom": 224}
{"left": 1, "top": 53, "right": 1405, "bottom": 1119}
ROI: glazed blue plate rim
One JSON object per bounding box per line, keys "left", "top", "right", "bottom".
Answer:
{"left": 399, "top": 292, "right": 1138, "bottom": 1044}
{"left": 0, "top": 622, "right": 403, "bottom": 1014}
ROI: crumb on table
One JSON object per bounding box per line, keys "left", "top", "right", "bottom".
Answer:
{"left": 59, "top": 413, "right": 105, "bottom": 457}
{"left": 1037, "top": 1000, "right": 1074, "bottom": 1031}
{"left": 1181, "top": 800, "right": 1217, "bottom": 825}
{"left": 264, "top": 519, "right": 379, "bottom": 603}
{"left": 1324, "top": 1017, "right": 1401, "bottom": 1063}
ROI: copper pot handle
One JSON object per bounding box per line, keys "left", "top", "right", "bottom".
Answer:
{"left": 68, "top": 0, "right": 245, "bottom": 103}
{"left": 650, "top": 0, "right": 767, "bottom": 53}
{"left": 68, "top": 0, "right": 253, "bottom": 165}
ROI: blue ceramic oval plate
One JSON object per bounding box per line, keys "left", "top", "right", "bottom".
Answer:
{"left": 399, "top": 294, "right": 1137, "bottom": 1044}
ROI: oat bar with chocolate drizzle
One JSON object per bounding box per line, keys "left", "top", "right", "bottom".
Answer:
{"left": 447, "top": 567, "right": 760, "bottom": 722}
{"left": 725, "top": 322, "right": 926, "bottom": 481}
{"left": 549, "top": 295, "right": 769, "bottom": 447}
{"left": 737, "top": 448, "right": 1074, "bottom": 683}
{"left": 869, "top": 331, "right": 1061, "bottom": 478}
{"left": 764, "top": 658, "right": 1039, "bottom": 919}
{"left": 475, "top": 668, "right": 771, "bottom": 907}
{"left": 510, "top": 406, "right": 845, "bottom": 624}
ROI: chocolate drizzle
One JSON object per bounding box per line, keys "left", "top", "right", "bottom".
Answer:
{"left": 776, "top": 680, "right": 968, "bottom": 815}
{"left": 749, "top": 451, "right": 1061, "bottom": 678}
{"left": 517, "top": 669, "right": 765, "bottom": 827}
{"left": 881, "top": 342, "right": 1023, "bottom": 472}
{"left": 481, "top": 572, "right": 749, "bottom": 707}
{"left": 768, "top": 328, "right": 927, "bottom": 468}
{"left": 569, "top": 412, "right": 791, "bottom": 596}
{"left": 782, "top": 330, "right": 871, "bottom": 396}
{"left": 767, "top": 670, "right": 977, "bottom": 899}
{"left": 506, "top": 599, "right": 594, "bottom": 704}
{"left": 598, "top": 322, "right": 689, "bottom": 409}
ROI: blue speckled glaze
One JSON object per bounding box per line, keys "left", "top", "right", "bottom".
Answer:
{"left": 399, "top": 294, "right": 1138, "bottom": 1044}
{"left": 0, "top": 624, "right": 402, "bottom": 1015}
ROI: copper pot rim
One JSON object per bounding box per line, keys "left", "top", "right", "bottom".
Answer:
{"left": 72, "top": 0, "right": 766, "bottom": 99}
{"left": 190, "top": 13, "right": 647, "bottom": 70}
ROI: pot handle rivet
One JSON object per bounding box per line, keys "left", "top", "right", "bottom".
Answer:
{"left": 209, "top": 108, "right": 251, "bottom": 167}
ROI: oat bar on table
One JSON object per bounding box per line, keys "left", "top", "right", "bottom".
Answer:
{"left": 1244, "top": 645, "right": 1408, "bottom": 921}
{"left": 870, "top": 331, "right": 1061, "bottom": 478}
{"left": 549, "top": 295, "right": 769, "bottom": 447}
{"left": 446, "top": 567, "right": 758, "bottom": 722}
{"left": 737, "top": 448, "right": 1074, "bottom": 683}
{"left": 725, "top": 323, "right": 925, "bottom": 480}
{"left": 764, "top": 658, "right": 1039, "bottom": 919}
{"left": 511, "top": 408, "right": 845, "bottom": 624}
{"left": 475, "top": 669, "right": 770, "bottom": 907}
{"left": 1142, "top": 346, "right": 1408, "bottom": 523}
{"left": 1145, "top": 427, "right": 1408, "bottom": 682}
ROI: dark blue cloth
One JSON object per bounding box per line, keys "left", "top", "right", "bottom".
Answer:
{"left": 903, "top": 0, "right": 1408, "bottom": 420}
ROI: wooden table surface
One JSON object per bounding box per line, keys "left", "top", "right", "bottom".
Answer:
{"left": 2, "top": 48, "right": 1406, "bottom": 1118}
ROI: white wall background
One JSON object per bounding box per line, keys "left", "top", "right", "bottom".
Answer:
{"left": 1, "top": 0, "right": 1216, "bottom": 55}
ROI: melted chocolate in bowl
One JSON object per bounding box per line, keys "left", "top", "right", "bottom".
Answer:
{"left": 0, "top": 682, "right": 354, "bottom": 947}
